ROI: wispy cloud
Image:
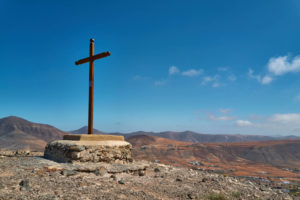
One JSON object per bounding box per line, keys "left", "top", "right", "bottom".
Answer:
{"left": 169, "top": 66, "right": 203, "bottom": 77}
{"left": 228, "top": 74, "right": 236, "bottom": 81}
{"left": 208, "top": 113, "right": 236, "bottom": 121}
{"left": 201, "top": 75, "right": 220, "bottom": 87}
{"left": 212, "top": 82, "right": 221, "bottom": 88}
{"left": 235, "top": 120, "right": 253, "bottom": 127}
{"left": 169, "top": 66, "right": 180, "bottom": 75}
{"left": 248, "top": 69, "right": 273, "bottom": 85}
{"left": 218, "top": 67, "right": 228, "bottom": 71}
{"left": 261, "top": 75, "right": 273, "bottom": 84}
{"left": 220, "top": 108, "right": 232, "bottom": 114}
{"left": 132, "top": 75, "right": 148, "bottom": 81}
{"left": 248, "top": 54, "right": 300, "bottom": 85}
{"left": 154, "top": 80, "right": 166, "bottom": 86}
{"left": 268, "top": 113, "right": 300, "bottom": 124}
{"left": 181, "top": 69, "right": 203, "bottom": 77}
{"left": 234, "top": 113, "right": 300, "bottom": 135}
{"left": 168, "top": 66, "right": 235, "bottom": 87}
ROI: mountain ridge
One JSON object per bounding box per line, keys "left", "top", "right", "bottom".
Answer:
{"left": 71, "top": 127, "right": 300, "bottom": 143}
{"left": 0, "top": 116, "right": 65, "bottom": 151}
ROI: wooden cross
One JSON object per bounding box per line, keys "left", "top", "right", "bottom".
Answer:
{"left": 75, "top": 39, "right": 111, "bottom": 135}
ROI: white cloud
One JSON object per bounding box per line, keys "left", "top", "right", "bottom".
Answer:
{"left": 212, "top": 82, "right": 221, "bottom": 88}
{"left": 154, "top": 80, "right": 166, "bottom": 86}
{"left": 248, "top": 68, "right": 261, "bottom": 81}
{"left": 169, "top": 66, "right": 180, "bottom": 75}
{"left": 268, "top": 55, "right": 300, "bottom": 75}
{"left": 133, "top": 75, "right": 148, "bottom": 80}
{"left": 268, "top": 113, "right": 300, "bottom": 124}
{"left": 228, "top": 74, "right": 236, "bottom": 81}
{"left": 201, "top": 75, "right": 218, "bottom": 85}
{"left": 201, "top": 76, "right": 213, "bottom": 84}
{"left": 248, "top": 55, "right": 300, "bottom": 85}
{"left": 208, "top": 114, "right": 236, "bottom": 121}
{"left": 248, "top": 69, "right": 273, "bottom": 85}
{"left": 220, "top": 108, "right": 232, "bottom": 114}
{"left": 235, "top": 120, "right": 253, "bottom": 127}
{"left": 181, "top": 69, "right": 203, "bottom": 77}
{"left": 201, "top": 75, "right": 222, "bottom": 87}
{"left": 261, "top": 75, "right": 273, "bottom": 84}
{"left": 169, "top": 66, "right": 204, "bottom": 77}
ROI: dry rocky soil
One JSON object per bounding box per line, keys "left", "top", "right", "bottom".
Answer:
{"left": 0, "top": 151, "right": 297, "bottom": 200}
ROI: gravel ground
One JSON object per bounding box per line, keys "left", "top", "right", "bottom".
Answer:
{"left": 0, "top": 152, "right": 297, "bottom": 200}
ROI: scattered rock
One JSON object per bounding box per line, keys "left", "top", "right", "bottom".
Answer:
{"left": 94, "top": 167, "right": 107, "bottom": 176}
{"left": 138, "top": 170, "right": 145, "bottom": 176}
{"left": 61, "top": 170, "right": 78, "bottom": 177}
{"left": 176, "top": 177, "right": 182, "bottom": 182}
{"left": 118, "top": 180, "right": 125, "bottom": 184}
{"left": 44, "top": 165, "right": 64, "bottom": 172}
{"left": 187, "top": 193, "right": 195, "bottom": 199}
{"left": 202, "top": 177, "right": 208, "bottom": 182}
{"left": 16, "top": 150, "right": 30, "bottom": 156}
{"left": 19, "top": 179, "right": 31, "bottom": 191}
{"left": 154, "top": 168, "right": 160, "bottom": 173}
{"left": 110, "top": 174, "right": 117, "bottom": 181}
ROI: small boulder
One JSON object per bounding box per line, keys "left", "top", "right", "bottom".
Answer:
{"left": 154, "top": 168, "right": 160, "bottom": 173}
{"left": 61, "top": 170, "right": 78, "bottom": 177}
{"left": 94, "top": 167, "right": 107, "bottom": 176}
{"left": 19, "top": 179, "right": 31, "bottom": 191}
{"left": 138, "top": 170, "right": 145, "bottom": 176}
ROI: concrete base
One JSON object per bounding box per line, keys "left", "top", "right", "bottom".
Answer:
{"left": 63, "top": 134, "right": 124, "bottom": 141}
{"left": 44, "top": 140, "right": 132, "bottom": 164}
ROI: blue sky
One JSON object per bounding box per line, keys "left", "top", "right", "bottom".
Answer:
{"left": 1, "top": 0, "right": 300, "bottom": 135}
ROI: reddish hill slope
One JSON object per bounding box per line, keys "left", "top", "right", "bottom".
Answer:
{"left": 127, "top": 135, "right": 300, "bottom": 182}
{"left": 0, "top": 116, "right": 65, "bottom": 151}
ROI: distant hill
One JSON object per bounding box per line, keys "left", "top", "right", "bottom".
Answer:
{"left": 127, "top": 134, "right": 190, "bottom": 147}
{"left": 129, "top": 134, "right": 300, "bottom": 167}
{"left": 1, "top": 115, "right": 299, "bottom": 152}
{"left": 0, "top": 116, "right": 65, "bottom": 151}
{"left": 127, "top": 134, "right": 300, "bottom": 178}
{"left": 71, "top": 128, "right": 300, "bottom": 143}
{"left": 70, "top": 126, "right": 105, "bottom": 134}
{"left": 128, "top": 131, "right": 277, "bottom": 143}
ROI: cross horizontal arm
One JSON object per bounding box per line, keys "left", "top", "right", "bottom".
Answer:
{"left": 75, "top": 51, "right": 111, "bottom": 65}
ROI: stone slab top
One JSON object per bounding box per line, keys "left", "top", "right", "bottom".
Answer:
{"left": 52, "top": 140, "right": 130, "bottom": 147}
{"left": 63, "top": 134, "right": 124, "bottom": 141}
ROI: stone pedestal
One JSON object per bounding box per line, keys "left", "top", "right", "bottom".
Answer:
{"left": 44, "top": 135, "right": 132, "bottom": 164}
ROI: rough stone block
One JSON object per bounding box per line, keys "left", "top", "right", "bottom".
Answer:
{"left": 44, "top": 140, "right": 132, "bottom": 163}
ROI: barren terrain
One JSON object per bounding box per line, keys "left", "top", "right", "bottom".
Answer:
{"left": 0, "top": 152, "right": 296, "bottom": 200}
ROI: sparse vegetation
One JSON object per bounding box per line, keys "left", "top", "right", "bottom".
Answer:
{"left": 290, "top": 189, "right": 300, "bottom": 197}
{"left": 231, "top": 191, "right": 241, "bottom": 198}
{"left": 206, "top": 193, "right": 228, "bottom": 200}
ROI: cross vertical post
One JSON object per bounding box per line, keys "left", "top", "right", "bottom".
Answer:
{"left": 74, "top": 39, "right": 110, "bottom": 135}
{"left": 88, "top": 39, "right": 94, "bottom": 135}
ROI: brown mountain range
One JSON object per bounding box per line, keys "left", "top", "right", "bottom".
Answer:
{"left": 0, "top": 116, "right": 65, "bottom": 151}
{"left": 72, "top": 128, "right": 300, "bottom": 143}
